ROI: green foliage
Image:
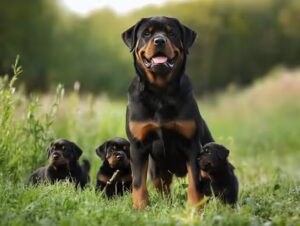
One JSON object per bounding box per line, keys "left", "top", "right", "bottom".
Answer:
{"left": 0, "top": 62, "right": 299, "bottom": 225}
{"left": 0, "top": 58, "right": 64, "bottom": 182}
{"left": 1, "top": 0, "right": 300, "bottom": 96}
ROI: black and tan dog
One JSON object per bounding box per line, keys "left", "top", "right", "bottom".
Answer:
{"left": 122, "top": 16, "right": 214, "bottom": 209}
{"left": 28, "top": 138, "right": 90, "bottom": 189}
{"left": 95, "top": 137, "right": 132, "bottom": 198}
{"left": 198, "top": 142, "right": 238, "bottom": 205}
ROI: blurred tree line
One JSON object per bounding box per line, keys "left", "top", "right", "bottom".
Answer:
{"left": 0, "top": 0, "right": 300, "bottom": 96}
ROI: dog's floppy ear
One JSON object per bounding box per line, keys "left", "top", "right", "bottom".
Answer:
{"left": 46, "top": 142, "right": 53, "bottom": 158}
{"left": 178, "top": 21, "right": 197, "bottom": 54}
{"left": 217, "top": 145, "right": 230, "bottom": 160}
{"left": 96, "top": 142, "right": 108, "bottom": 160}
{"left": 122, "top": 18, "right": 146, "bottom": 52}
{"left": 124, "top": 141, "right": 131, "bottom": 159}
{"left": 71, "top": 142, "right": 83, "bottom": 160}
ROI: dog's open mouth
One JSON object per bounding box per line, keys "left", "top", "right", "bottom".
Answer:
{"left": 142, "top": 53, "right": 176, "bottom": 69}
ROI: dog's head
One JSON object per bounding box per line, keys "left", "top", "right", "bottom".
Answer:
{"left": 122, "top": 16, "right": 196, "bottom": 87}
{"left": 198, "top": 142, "right": 230, "bottom": 176}
{"left": 46, "top": 139, "right": 82, "bottom": 168}
{"left": 96, "top": 137, "right": 130, "bottom": 169}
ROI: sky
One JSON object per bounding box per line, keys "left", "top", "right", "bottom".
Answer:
{"left": 60, "top": 0, "right": 170, "bottom": 16}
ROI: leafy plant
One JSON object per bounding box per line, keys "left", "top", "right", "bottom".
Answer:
{"left": 0, "top": 57, "right": 64, "bottom": 182}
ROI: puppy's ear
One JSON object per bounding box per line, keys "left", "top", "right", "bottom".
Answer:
{"left": 71, "top": 142, "right": 83, "bottom": 160}
{"left": 178, "top": 22, "right": 197, "bottom": 54}
{"left": 122, "top": 18, "right": 146, "bottom": 52}
{"left": 124, "top": 142, "right": 130, "bottom": 159}
{"left": 96, "top": 142, "right": 108, "bottom": 160}
{"left": 46, "top": 142, "right": 53, "bottom": 158}
{"left": 217, "top": 146, "right": 230, "bottom": 160}
{"left": 199, "top": 144, "right": 206, "bottom": 154}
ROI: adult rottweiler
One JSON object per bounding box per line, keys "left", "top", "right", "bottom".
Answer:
{"left": 122, "top": 16, "right": 214, "bottom": 209}
{"left": 95, "top": 137, "right": 132, "bottom": 198}
{"left": 28, "top": 138, "right": 90, "bottom": 189}
{"left": 198, "top": 142, "right": 238, "bottom": 205}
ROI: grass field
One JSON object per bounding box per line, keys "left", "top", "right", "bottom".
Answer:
{"left": 0, "top": 62, "right": 299, "bottom": 226}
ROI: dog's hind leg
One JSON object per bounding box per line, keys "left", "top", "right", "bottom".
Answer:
{"left": 149, "top": 156, "right": 172, "bottom": 195}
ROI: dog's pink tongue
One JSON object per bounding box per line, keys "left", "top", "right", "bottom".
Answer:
{"left": 152, "top": 56, "right": 168, "bottom": 64}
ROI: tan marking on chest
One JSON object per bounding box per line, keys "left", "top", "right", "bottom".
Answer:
{"left": 129, "top": 121, "right": 159, "bottom": 141}
{"left": 129, "top": 120, "right": 197, "bottom": 141}
{"left": 162, "top": 120, "right": 196, "bottom": 139}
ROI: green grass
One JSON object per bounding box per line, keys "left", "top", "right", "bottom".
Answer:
{"left": 0, "top": 62, "right": 299, "bottom": 226}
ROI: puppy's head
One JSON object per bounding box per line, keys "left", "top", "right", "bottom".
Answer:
{"left": 96, "top": 137, "right": 130, "bottom": 169}
{"left": 46, "top": 139, "right": 82, "bottom": 168}
{"left": 198, "top": 142, "right": 230, "bottom": 176}
{"left": 122, "top": 16, "right": 196, "bottom": 87}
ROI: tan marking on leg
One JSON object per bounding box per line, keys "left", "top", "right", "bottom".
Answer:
{"left": 132, "top": 161, "right": 148, "bottom": 210}
{"left": 152, "top": 177, "right": 172, "bottom": 194}
{"left": 152, "top": 177, "right": 164, "bottom": 193}
{"left": 186, "top": 163, "right": 204, "bottom": 208}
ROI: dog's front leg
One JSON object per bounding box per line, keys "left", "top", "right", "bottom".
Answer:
{"left": 186, "top": 141, "right": 204, "bottom": 208}
{"left": 131, "top": 142, "right": 149, "bottom": 210}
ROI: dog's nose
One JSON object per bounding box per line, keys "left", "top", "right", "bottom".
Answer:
{"left": 116, "top": 153, "right": 125, "bottom": 160}
{"left": 154, "top": 37, "right": 166, "bottom": 46}
{"left": 202, "top": 162, "right": 212, "bottom": 171}
{"left": 52, "top": 152, "right": 61, "bottom": 160}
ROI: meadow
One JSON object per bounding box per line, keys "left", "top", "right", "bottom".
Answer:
{"left": 0, "top": 60, "right": 299, "bottom": 226}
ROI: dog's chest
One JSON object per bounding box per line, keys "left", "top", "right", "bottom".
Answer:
{"left": 128, "top": 81, "right": 199, "bottom": 141}
{"left": 129, "top": 100, "right": 196, "bottom": 141}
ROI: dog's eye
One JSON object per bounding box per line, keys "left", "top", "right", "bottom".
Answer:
{"left": 143, "top": 31, "right": 151, "bottom": 38}
{"left": 123, "top": 146, "right": 128, "bottom": 150}
{"left": 112, "top": 145, "right": 116, "bottom": 150}
{"left": 62, "top": 145, "right": 65, "bottom": 150}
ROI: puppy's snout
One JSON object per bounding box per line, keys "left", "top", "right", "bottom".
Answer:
{"left": 115, "top": 152, "right": 125, "bottom": 161}
{"left": 52, "top": 152, "right": 61, "bottom": 160}
{"left": 201, "top": 161, "right": 213, "bottom": 171}
{"left": 204, "top": 162, "right": 212, "bottom": 168}
{"left": 154, "top": 36, "right": 166, "bottom": 46}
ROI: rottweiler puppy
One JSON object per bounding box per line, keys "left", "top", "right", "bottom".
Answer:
{"left": 198, "top": 142, "right": 238, "bottom": 205}
{"left": 28, "top": 138, "right": 90, "bottom": 189}
{"left": 95, "top": 137, "right": 132, "bottom": 198}
{"left": 122, "top": 16, "right": 214, "bottom": 209}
